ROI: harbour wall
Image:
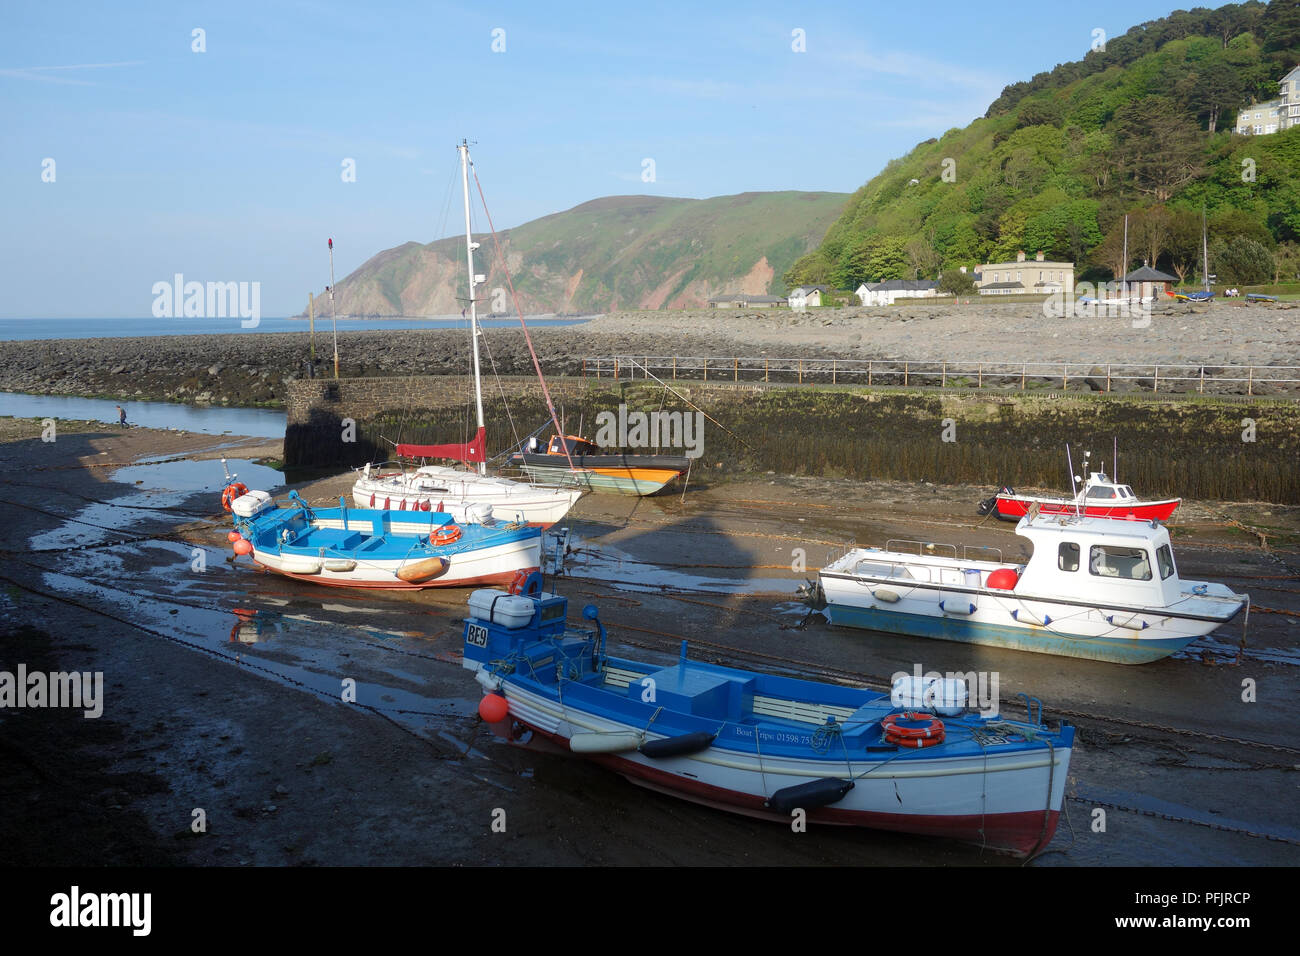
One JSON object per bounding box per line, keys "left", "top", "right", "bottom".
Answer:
{"left": 285, "top": 376, "right": 1300, "bottom": 504}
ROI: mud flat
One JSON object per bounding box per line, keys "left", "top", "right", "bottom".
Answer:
{"left": 2, "top": 299, "right": 1297, "bottom": 407}
{"left": 2, "top": 419, "right": 1298, "bottom": 866}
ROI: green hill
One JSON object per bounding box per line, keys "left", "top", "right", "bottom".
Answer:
{"left": 786, "top": 0, "right": 1300, "bottom": 290}
{"left": 314, "top": 191, "right": 848, "bottom": 316}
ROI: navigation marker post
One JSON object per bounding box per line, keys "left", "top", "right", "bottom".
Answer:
{"left": 328, "top": 237, "right": 339, "bottom": 379}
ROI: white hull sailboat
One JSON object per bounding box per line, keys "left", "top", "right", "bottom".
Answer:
{"left": 351, "top": 141, "right": 584, "bottom": 527}
{"left": 353, "top": 463, "right": 581, "bottom": 527}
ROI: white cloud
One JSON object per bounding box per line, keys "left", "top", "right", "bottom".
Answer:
{"left": 0, "top": 61, "right": 145, "bottom": 85}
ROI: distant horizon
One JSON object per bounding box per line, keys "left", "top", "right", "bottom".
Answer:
{"left": 5, "top": 0, "right": 1184, "bottom": 318}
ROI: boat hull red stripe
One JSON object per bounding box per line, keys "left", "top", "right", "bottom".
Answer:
{"left": 995, "top": 496, "right": 1180, "bottom": 521}
{"left": 521, "top": 726, "right": 1059, "bottom": 857}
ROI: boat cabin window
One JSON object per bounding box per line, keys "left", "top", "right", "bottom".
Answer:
{"left": 540, "top": 603, "right": 565, "bottom": 622}
{"left": 1089, "top": 545, "right": 1152, "bottom": 580}
{"left": 1157, "top": 544, "right": 1176, "bottom": 580}
{"left": 547, "top": 436, "right": 599, "bottom": 456}
{"left": 1118, "top": 486, "right": 1134, "bottom": 498}
{"left": 1086, "top": 486, "right": 1117, "bottom": 499}
{"left": 1058, "top": 542, "right": 1080, "bottom": 572}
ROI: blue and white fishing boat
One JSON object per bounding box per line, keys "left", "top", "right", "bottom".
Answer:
{"left": 818, "top": 511, "right": 1248, "bottom": 664}
{"left": 462, "top": 583, "right": 1074, "bottom": 857}
{"left": 224, "top": 483, "right": 541, "bottom": 589}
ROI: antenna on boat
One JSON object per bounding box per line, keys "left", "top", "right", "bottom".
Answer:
{"left": 1113, "top": 436, "right": 1118, "bottom": 483}
{"left": 459, "top": 139, "right": 488, "bottom": 476}
{"left": 1066, "top": 444, "right": 1081, "bottom": 517}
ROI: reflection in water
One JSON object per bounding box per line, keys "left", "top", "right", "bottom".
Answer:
{"left": 0, "top": 391, "right": 286, "bottom": 437}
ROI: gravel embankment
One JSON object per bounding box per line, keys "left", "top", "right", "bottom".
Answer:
{"left": 2, "top": 300, "right": 1296, "bottom": 406}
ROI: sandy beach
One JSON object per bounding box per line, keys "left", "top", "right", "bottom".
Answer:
{"left": 2, "top": 417, "right": 1297, "bottom": 865}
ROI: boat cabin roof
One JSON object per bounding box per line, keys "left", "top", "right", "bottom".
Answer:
{"left": 1018, "top": 511, "right": 1166, "bottom": 544}
{"left": 1081, "top": 472, "right": 1135, "bottom": 500}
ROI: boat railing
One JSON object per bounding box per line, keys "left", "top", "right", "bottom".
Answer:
{"left": 887, "top": 539, "right": 959, "bottom": 559}
{"left": 961, "top": 544, "right": 1003, "bottom": 563}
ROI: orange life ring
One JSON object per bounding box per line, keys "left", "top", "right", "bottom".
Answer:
{"left": 221, "top": 482, "right": 249, "bottom": 512}
{"left": 508, "top": 570, "right": 529, "bottom": 595}
{"left": 431, "top": 524, "right": 463, "bottom": 546}
{"left": 881, "top": 712, "right": 945, "bottom": 741}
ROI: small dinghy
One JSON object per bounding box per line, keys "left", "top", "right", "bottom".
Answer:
{"left": 463, "top": 588, "right": 1074, "bottom": 857}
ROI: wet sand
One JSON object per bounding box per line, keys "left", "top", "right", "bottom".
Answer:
{"left": 2, "top": 420, "right": 1298, "bottom": 866}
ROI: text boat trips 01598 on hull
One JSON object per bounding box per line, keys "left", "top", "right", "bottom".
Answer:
{"left": 462, "top": 585, "right": 1074, "bottom": 858}
{"left": 818, "top": 512, "right": 1246, "bottom": 664}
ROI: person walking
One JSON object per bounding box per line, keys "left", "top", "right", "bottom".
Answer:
{"left": 115, "top": 404, "right": 127, "bottom": 428}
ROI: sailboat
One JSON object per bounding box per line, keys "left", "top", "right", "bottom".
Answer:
{"left": 351, "top": 141, "right": 584, "bottom": 527}
{"left": 1175, "top": 208, "right": 1215, "bottom": 302}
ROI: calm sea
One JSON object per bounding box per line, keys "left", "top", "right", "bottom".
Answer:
{"left": 0, "top": 315, "right": 588, "bottom": 342}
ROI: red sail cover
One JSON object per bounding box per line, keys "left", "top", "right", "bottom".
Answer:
{"left": 396, "top": 427, "right": 486, "bottom": 463}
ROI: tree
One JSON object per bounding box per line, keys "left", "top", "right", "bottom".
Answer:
{"left": 1167, "top": 208, "right": 1205, "bottom": 284}
{"left": 1129, "top": 205, "right": 1173, "bottom": 270}
{"left": 1112, "top": 97, "right": 1206, "bottom": 200}
{"left": 905, "top": 237, "right": 941, "bottom": 279}
{"left": 1273, "top": 240, "right": 1300, "bottom": 284}
{"left": 864, "top": 236, "right": 911, "bottom": 282}
{"left": 938, "top": 269, "right": 977, "bottom": 296}
{"left": 1263, "top": 0, "right": 1300, "bottom": 55}
{"left": 1209, "top": 236, "right": 1275, "bottom": 284}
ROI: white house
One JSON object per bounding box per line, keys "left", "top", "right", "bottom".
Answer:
{"left": 975, "top": 250, "right": 1074, "bottom": 295}
{"left": 1235, "top": 64, "right": 1300, "bottom": 135}
{"left": 855, "top": 279, "right": 940, "bottom": 306}
{"left": 788, "top": 285, "right": 828, "bottom": 309}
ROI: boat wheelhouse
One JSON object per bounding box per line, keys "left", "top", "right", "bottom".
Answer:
{"left": 819, "top": 512, "right": 1246, "bottom": 664}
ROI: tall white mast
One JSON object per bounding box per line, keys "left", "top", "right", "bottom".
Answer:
{"left": 1120, "top": 214, "right": 1128, "bottom": 301}
{"left": 1202, "top": 206, "right": 1210, "bottom": 293}
{"left": 460, "top": 140, "right": 487, "bottom": 476}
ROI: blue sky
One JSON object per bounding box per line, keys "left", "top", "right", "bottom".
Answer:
{"left": 2, "top": 0, "right": 1184, "bottom": 318}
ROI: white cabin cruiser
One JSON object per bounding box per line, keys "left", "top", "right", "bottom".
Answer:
{"left": 818, "top": 512, "right": 1247, "bottom": 664}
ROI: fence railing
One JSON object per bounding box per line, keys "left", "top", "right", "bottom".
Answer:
{"left": 580, "top": 355, "right": 1300, "bottom": 395}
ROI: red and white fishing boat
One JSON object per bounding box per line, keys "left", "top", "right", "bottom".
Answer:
{"left": 983, "top": 450, "right": 1180, "bottom": 523}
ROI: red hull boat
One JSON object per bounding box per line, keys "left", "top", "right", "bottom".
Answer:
{"left": 986, "top": 469, "right": 1180, "bottom": 523}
